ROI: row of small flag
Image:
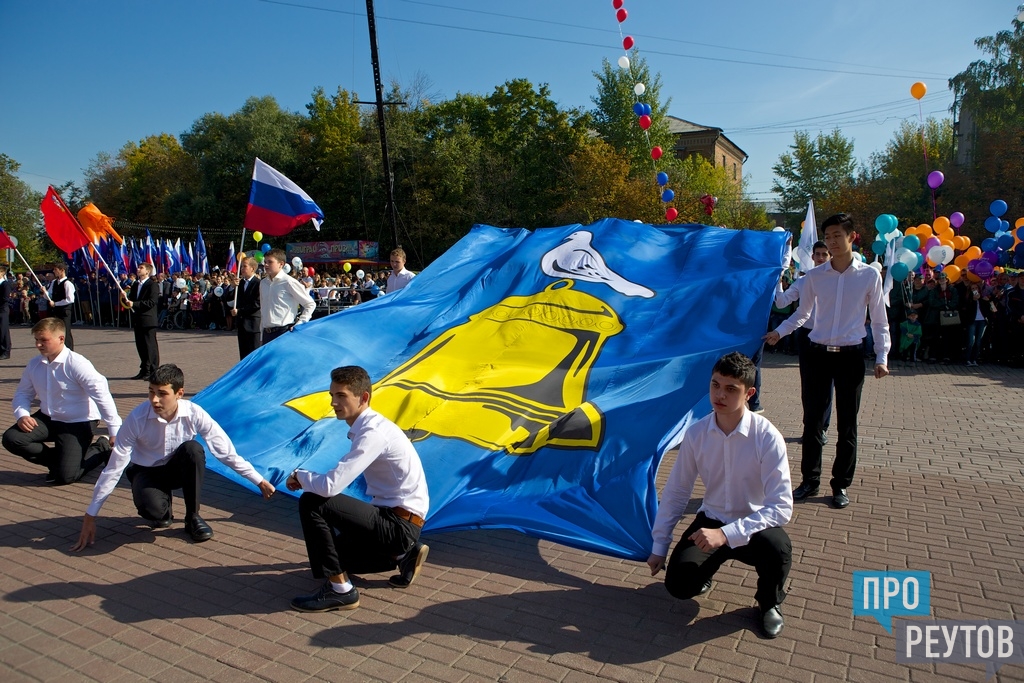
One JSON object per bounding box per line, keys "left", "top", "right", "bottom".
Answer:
{"left": 69, "top": 231, "right": 213, "bottom": 278}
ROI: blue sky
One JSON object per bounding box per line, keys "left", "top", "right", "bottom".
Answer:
{"left": 0, "top": 0, "right": 1017, "bottom": 217}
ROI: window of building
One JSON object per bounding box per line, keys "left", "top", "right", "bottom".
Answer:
{"left": 733, "top": 163, "right": 737, "bottom": 180}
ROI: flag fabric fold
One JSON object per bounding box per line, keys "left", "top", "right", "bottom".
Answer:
{"left": 794, "top": 199, "right": 818, "bottom": 273}
{"left": 196, "top": 219, "right": 787, "bottom": 560}
{"left": 244, "top": 158, "right": 324, "bottom": 236}
{"left": 0, "top": 228, "right": 16, "bottom": 251}
{"left": 226, "top": 241, "right": 237, "bottom": 273}
{"left": 195, "top": 229, "right": 209, "bottom": 274}
{"left": 77, "top": 203, "right": 123, "bottom": 245}
{"left": 41, "top": 187, "right": 90, "bottom": 255}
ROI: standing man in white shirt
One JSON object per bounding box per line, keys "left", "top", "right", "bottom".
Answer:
{"left": 386, "top": 248, "right": 415, "bottom": 294}
{"left": 286, "top": 366, "right": 429, "bottom": 612}
{"left": 71, "top": 364, "right": 276, "bottom": 549}
{"left": 259, "top": 249, "right": 315, "bottom": 344}
{"left": 764, "top": 213, "right": 890, "bottom": 509}
{"left": 647, "top": 352, "right": 792, "bottom": 639}
{"left": 3, "top": 318, "right": 119, "bottom": 484}
{"left": 48, "top": 264, "right": 76, "bottom": 350}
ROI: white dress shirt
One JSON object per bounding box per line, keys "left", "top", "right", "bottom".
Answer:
{"left": 295, "top": 408, "right": 429, "bottom": 519}
{"left": 13, "top": 347, "right": 121, "bottom": 437}
{"left": 774, "top": 258, "right": 891, "bottom": 365}
{"left": 259, "top": 271, "right": 315, "bottom": 328}
{"left": 775, "top": 275, "right": 816, "bottom": 330}
{"left": 86, "top": 399, "right": 265, "bottom": 516}
{"left": 386, "top": 268, "right": 415, "bottom": 293}
{"left": 651, "top": 410, "right": 792, "bottom": 555}
{"left": 50, "top": 278, "right": 76, "bottom": 307}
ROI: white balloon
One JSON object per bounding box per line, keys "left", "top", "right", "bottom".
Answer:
{"left": 869, "top": 261, "right": 883, "bottom": 272}
{"left": 896, "top": 247, "right": 918, "bottom": 268}
{"left": 283, "top": 263, "right": 292, "bottom": 274}
{"left": 292, "top": 257, "right": 302, "bottom": 268}
{"left": 9, "top": 235, "right": 18, "bottom": 248}
{"left": 772, "top": 226, "right": 786, "bottom": 232}
{"left": 213, "top": 286, "right": 224, "bottom": 297}
{"left": 356, "top": 269, "right": 365, "bottom": 279}
{"left": 617, "top": 56, "right": 630, "bottom": 69}
{"left": 633, "top": 83, "right": 646, "bottom": 96}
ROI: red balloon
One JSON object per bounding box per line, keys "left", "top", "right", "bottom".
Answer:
{"left": 307, "top": 267, "right": 315, "bottom": 276}
{"left": 612, "top": 0, "right": 623, "bottom": 7}
{"left": 622, "top": 36, "right": 634, "bottom": 50}
{"left": 616, "top": 8, "right": 627, "bottom": 22}
{"left": 650, "top": 146, "right": 663, "bottom": 160}
{"left": 665, "top": 207, "right": 678, "bottom": 222}
{"left": 638, "top": 115, "right": 651, "bottom": 130}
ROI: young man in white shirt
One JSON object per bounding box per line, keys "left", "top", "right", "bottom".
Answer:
{"left": 286, "top": 366, "right": 429, "bottom": 612}
{"left": 72, "top": 364, "right": 276, "bottom": 550}
{"left": 259, "top": 249, "right": 315, "bottom": 344}
{"left": 764, "top": 213, "right": 890, "bottom": 509}
{"left": 647, "top": 352, "right": 792, "bottom": 638}
{"left": 3, "top": 318, "right": 119, "bottom": 485}
{"left": 385, "top": 248, "right": 415, "bottom": 294}
{"left": 48, "top": 264, "right": 76, "bottom": 350}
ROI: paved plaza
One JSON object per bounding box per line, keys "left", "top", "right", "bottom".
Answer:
{"left": 0, "top": 326, "right": 1022, "bottom": 682}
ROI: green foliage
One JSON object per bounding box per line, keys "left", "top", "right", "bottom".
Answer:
{"left": 771, "top": 130, "right": 856, "bottom": 227}
{"left": 590, "top": 51, "right": 673, "bottom": 173}
{"left": 0, "top": 154, "right": 54, "bottom": 266}
{"left": 949, "top": 7, "right": 1024, "bottom": 133}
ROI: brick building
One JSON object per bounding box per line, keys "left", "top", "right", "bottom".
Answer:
{"left": 666, "top": 115, "right": 748, "bottom": 183}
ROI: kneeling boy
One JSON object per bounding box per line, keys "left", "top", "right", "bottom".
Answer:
{"left": 72, "top": 364, "right": 275, "bottom": 550}
{"left": 647, "top": 352, "right": 793, "bottom": 638}
{"left": 286, "top": 366, "right": 429, "bottom": 612}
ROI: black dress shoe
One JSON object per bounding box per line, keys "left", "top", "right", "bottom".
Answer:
{"left": 696, "top": 578, "right": 713, "bottom": 596}
{"left": 130, "top": 372, "right": 147, "bottom": 380}
{"left": 150, "top": 515, "right": 174, "bottom": 529}
{"left": 291, "top": 581, "right": 360, "bottom": 612}
{"left": 760, "top": 605, "right": 784, "bottom": 638}
{"left": 792, "top": 482, "right": 819, "bottom": 500}
{"left": 389, "top": 542, "right": 429, "bottom": 588}
{"left": 831, "top": 489, "right": 850, "bottom": 509}
{"left": 184, "top": 514, "right": 213, "bottom": 542}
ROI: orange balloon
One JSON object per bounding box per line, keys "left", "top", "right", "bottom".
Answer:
{"left": 966, "top": 271, "right": 981, "bottom": 283}
{"left": 954, "top": 254, "right": 970, "bottom": 268}
{"left": 938, "top": 229, "right": 955, "bottom": 243}
{"left": 940, "top": 239, "right": 954, "bottom": 251}
{"left": 911, "top": 82, "right": 927, "bottom": 100}
{"left": 926, "top": 256, "right": 938, "bottom": 268}
{"left": 933, "top": 216, "right": 950, "bottom": 232}
{"left": 965, "top": 246, "right": 982, "bottom": 260}
{"left": 960, "top": 235, "right": 971, "bottom": 249}
{"left": 1016, "top": 217, "right": 1024, "bottom": 229}
{"left": 945, "top": 265, "right": 961, "bottom": 283}
{"left": 917, "top": 223, "right": 934, "bottom": 237}
{"left": 800, "top": 220, "right": 805, "bottom": 228}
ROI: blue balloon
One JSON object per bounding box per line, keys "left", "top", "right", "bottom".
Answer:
{"left": 656, "top": 172, "right": 669, "bottom": 186}
{"left": 990, "top": 199, "right": 1008, "bottom": 217}
{"left": 661, "top": 189, "right": 675, "bottom": 203}
{"left": 642, "top": 103, "right": 652, "bottom": 116}
{"left": 890, "top": 262, "right": 910, "bottom": 281}
{"left": 985, "top": 216, "right": 1001, "bottom": 233}
{"left": 914, "top": 252, "right": 924, "bottom": 270}
{"left": 1001, "top": 219, "right": 1010, "bottom": 232}
{"left": 632, "top": 102, "right": 645, "bottom": 116}
{"left": 998, "top": 250, "right": 1011, "bottom": 266}
{"left": 982, "top": 238, "right": 998, "bottom": 252}
{"left": 1015, "top": 250, "right": 1024, "bottom": 267}
{"left": 998, "top": 233, "right": 1015, "bottom": 250}
{"left": 1017, "top": 226, "right": 1024, "bottom": 241}
{"left": 872, "top": 239, "right": 886, "bottom": 255}
{"left": 261, "top": 243, "right": 272, "bottom": 253}
{"left": 902, "top": 234, "right": 920, "bottom": 251}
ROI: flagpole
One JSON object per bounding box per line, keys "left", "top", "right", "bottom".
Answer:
{"left": 49, "top": 189, "right": 123, "bottom": 291}
{"left": 232, "top": 228, "right": 246, "bottom": 310}
{"left": 12, "top": 248, "right": 51, "bottom": 302}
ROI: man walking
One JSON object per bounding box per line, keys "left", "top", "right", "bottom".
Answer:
{"left": 765, "top": 214, "right": 889, "bottom": 509}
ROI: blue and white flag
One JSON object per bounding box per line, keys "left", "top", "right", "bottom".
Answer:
{"left": 195, "top": 229, "right": 209, "bottom": 274}
{"left": 196, "top": 219, "right": 787, "bottom": 560}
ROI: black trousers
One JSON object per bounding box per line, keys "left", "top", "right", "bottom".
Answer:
{"left": 298, "top": 492, "right": 421, "bottom": 579}
{"left": 0, "top": 310, "right": 10, "bottom": 356}
{"left": 800, "top": 346, "right": 865, "bottom": 490}
{"left": 125, "top": 441, "right": 205, "bottom": 522}
{"left": 2, "top": 412, "right": 101, "bottom": 484}
{"left": 797, "top": 328, "right": 832, "bottom": 436}
{"left": 52, "top": 306, "right": 73, "bottom": 350}
{"left": 237, "top": 328, "right": 261, "bottom": 360}
{"left": 262, "top": 325, "right": 292, "bottom": 345}
{"left": 664, "top": 512, "right": 791, "bottom": 611}
{"left": 133, "top": 325, "right": 159, "bottom": 375}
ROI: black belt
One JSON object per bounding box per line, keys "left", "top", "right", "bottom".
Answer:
{"left": 808, "top": 341, "right": 862, "bottom": 353}
{"left": 262, "top": 324, "right": 293, "bottom": 334}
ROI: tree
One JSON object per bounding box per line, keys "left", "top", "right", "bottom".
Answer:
{"left": 771, "top": 130, "right": 856, "bottom": 227}
{"left": 590, "top": 51, "right": 673, "bottom": 173}
{"left": 949, "top": 7, "right": 1024, "bottom": 133}
{"left": 0, "top": 154, "right": 55, "bottom": 266}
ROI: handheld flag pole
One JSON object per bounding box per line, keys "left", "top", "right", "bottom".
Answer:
{"left": 232, "top": 229, "right": 246, "bottom": 310}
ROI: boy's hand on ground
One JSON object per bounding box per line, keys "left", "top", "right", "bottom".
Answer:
{"left": 647, "top": 554, "right": 666, "bottom": 576}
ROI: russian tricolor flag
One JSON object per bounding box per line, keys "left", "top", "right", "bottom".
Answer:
{"left": 244, "top": 158, "right": 324, "bottom": 236}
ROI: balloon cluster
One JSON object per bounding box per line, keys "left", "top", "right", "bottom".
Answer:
{"left": 978, "top": 199, "right": 1024, "bottom": 271}
{"left": 878, "top": 212, "right": 972, "bottom": 283}
{"left": 610, "top": 0, "right": 678, "bottom": 222}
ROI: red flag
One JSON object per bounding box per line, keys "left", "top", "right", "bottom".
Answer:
{"left": 0, "top": 229, "right": 15, "bottom": 251}
{"left": 41, "top": 187, "right": 89, "bottom": 255}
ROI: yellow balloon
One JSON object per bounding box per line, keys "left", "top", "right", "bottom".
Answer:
{"left": 252, "top": 231, "right": 263, "bottom": 242}
{"left": 343, "top": 262, "right": 352, "bottom": 272}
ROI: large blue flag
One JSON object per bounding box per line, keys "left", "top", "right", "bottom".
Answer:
{"left": 196, "top": 219, "right": 787, "bottom": 560}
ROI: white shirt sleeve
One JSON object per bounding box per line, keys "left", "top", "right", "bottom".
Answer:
{"left": 775, "top": 275, "right": 815, "bottom": 338}
{"left": 719, "top": 429, "right": 793, "bottom": 548}
{"left": 12, "top": 364, "right": 37, "bottom": 420}
{"left": 291, "top": 278, "right": 316, "bottom": 325}
{"left": 296, "top": 428, "right": 386, "bottom": 498}
{"left": 67, "top": 355, "right": 122, "bottom": 439}
{"left": 650, "top": 435, "right": 699, "bottom": 557}
{"left": 191, "top": 405, "right": 264, "bottom": 485}
{"left": 86, "top": 410, "right": 142, "bottom": 516}
{"left": 866, "top": 272, "right": 892, "bottom": 365}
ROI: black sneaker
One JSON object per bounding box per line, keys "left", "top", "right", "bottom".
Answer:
{"left": 389, "top": 542, "right": 429, "bottom": 588}
{"left": 291, "top": 581, "right": 360, "bottom": 612}
{"left": 184, "top": 514, "right": 213, "bottom": 542}
{"left": 696, "top": 578, "right": 713, "bottom": 596}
